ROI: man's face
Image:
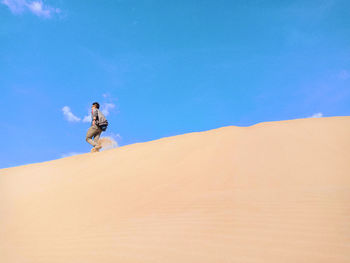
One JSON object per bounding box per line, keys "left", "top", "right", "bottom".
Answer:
{"left": 92, "top": 105, "right": 96, "bottom": 109}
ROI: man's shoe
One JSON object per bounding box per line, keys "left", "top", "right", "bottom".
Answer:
{"left": 95, "top": 144, "right": 102, "bottom": 151}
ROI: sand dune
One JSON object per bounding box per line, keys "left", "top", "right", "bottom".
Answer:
{"left": 1, "top": 117, "right": 350, "bottom": 262}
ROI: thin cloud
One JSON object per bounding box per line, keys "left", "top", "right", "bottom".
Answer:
{"left": 1, "top": 0, "right": 25, "bottom": 13}
{"left": 1, "top": 0, "right": 60, "bottom": 18}
{"left": 82, "top": 114, "right": 91, "bottom": 123}
{"left": 81, "top": 102, "right": 116, "bottom": 123}
{"left": 101, "top": 103, "right": 115, "bottom": 116}
{"left": 62, "top": 106, "right": 81, "bottom": 122}
{"left": 309, "top": 112, "right": 323, "bottom": 118}
{"left": 63, "top": 102, "right": 117, "bottom": 123}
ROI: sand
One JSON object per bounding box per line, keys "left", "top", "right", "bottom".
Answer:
{"left": 1, "top": 116, "right": 350, "bottom": 262}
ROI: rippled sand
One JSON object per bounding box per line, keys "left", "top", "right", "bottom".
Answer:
{"left": 1, "top": 117, "right": 349, "bottom": 262}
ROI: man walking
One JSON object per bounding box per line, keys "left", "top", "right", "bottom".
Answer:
{"left": 86, "top": 102, "right": 106, "bottom": 152}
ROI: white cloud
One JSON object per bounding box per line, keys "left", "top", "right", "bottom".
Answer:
{"left": 63, "top": 102, "right": 117, "bottom": 123}
{"left": 1, "top": 0, "right": 60, "bottom": 18}
{"left": 62, "top": 106, "right": 81, "bottom": 122}
{"left": 61, "top": 152, "right": 84, "bottom": 158}
{"left": 309, "top": 112, "right": 323, "bottom": 118}
{"left": 82, "top": 114, "right": 91, "bottom": 123}
{"left": 81, "top": 103, "right": 115, "bottom": 122}
{"left": 1, "top": 0, "right": 26, "bottom": 13}
{"left": 101, "top": 103, "right": 115, "bottom": 116}
{"left": 27, "top": 1, "right": 50, "bottom": 17}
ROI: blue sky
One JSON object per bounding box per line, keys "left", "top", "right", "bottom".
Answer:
{"left": 1, "top": 0, "right": 349, "bottom": 168}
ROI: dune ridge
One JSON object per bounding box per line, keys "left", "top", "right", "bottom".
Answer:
{"left": 1, "top": 116, "right": 350, "bottom": 263}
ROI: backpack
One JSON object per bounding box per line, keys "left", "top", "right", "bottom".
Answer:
{"left": 96, "top": 109, "right": 108, "bottom": 131}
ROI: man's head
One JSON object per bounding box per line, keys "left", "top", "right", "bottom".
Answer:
{"left": 92, "top": 102, "right": 100, "bottom": 109}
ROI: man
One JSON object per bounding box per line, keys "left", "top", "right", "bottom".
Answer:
{"left": 86, "top": 102, "right": 103, "bottom": 152}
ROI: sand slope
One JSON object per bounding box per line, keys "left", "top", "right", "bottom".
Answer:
{"left": 1, "top": 117, "right": 350, "bottom": 263}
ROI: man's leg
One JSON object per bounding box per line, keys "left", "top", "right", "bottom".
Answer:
{"left": 93, "top": 129, "right": 103, "bottom": 150}
{"left": 86, "top": 126, "right": 99, "bottom": 147}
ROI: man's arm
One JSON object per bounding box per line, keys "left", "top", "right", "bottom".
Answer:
{"left": 92, "top": 109, "right": 98, "bottom": 126}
